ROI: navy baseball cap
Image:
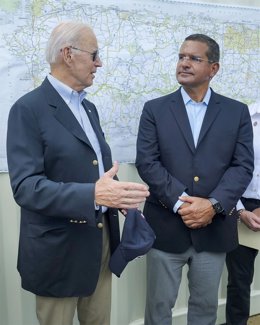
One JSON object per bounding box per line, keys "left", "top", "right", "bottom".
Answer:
{"left": 109, "top": 208, "right": 156, "bottom": 277}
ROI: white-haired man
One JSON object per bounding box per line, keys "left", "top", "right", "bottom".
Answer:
{"left": 7, "top": 21, "right": 149, "bottom": 325}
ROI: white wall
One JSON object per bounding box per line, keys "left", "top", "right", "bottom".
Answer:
{"left": 1, "top": 164, "right": 260, "bottom": 325}
{"left": 1, "top": 1, "right": 260, "bottom": 325}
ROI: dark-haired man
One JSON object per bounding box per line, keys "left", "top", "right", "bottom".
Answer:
{"left": 136, "top": 34, "right": 254, "bottom": 325}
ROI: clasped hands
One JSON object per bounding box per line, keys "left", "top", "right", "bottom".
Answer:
{"left": 178, "top": 196, "right": 215, "bottom": 229}
{"left": 95, "top": 161, "right": 149, "bottom": 210}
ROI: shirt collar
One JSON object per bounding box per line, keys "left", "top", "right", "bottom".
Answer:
{"left": 47, "top": 74, "right": 86, "bottom": 104}
{"left": 181, "top": 87, "right": 211, "bottom": 106}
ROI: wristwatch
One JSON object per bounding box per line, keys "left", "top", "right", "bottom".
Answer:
{"left": 208, "top": 197, "right": 224, "bottom": 214}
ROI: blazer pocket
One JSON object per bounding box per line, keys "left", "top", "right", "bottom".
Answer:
{"left": 27, "top": 223, "right": 69, "bottom": 289}
{"left": 27, "top": 223, "right": 68, "bottom": 238}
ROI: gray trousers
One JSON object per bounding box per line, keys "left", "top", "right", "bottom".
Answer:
{"left": 145, "top": 247, "right": 226, "bottom": 325}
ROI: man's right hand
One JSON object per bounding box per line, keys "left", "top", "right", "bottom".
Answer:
{"left": 95, "top": 161, "right": 150, "bottom": 209}
{"left": 178, "top": 196, "right": 214, "bottom": 229}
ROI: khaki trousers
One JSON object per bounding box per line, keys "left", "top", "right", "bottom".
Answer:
{"left": 36, "top": 217, "right": 111, "bottom": 325}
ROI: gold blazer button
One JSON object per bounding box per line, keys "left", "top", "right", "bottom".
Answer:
{"left": 97, "top": 222, "right": 103, "bottom": 229}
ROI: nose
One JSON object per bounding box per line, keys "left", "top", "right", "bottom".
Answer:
{"left": 178, "top": 57, "right": 191, "bottom": 68}
{"left": 95, "top": 56, "right": 102, "bottom": 67}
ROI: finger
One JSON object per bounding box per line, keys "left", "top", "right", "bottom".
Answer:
{"left": 119, "top": 208, "right": 127, "bottom": 216}
{"left": 188, "top": 222, "right": 208, "bottom": 229}
{"left": 120, "top": 182, "right": 149, "bottom": 193}
{"left": 178, "top": 202, "right": 190, "bottom": 211}
{"left": 118, "top": 196, "right": 148, "bottom": 205}
{"left": 181, "top": 216, "right": 196, "bottom": 224}
{"left": 118, "top": 202, "right": 140, "bottom": 209}
{"left": 178, "top": 208, "right": 192, "bottom": 216}
{"left": 104, "top": 161, "right": 119, "bottom": 178}
{"left": 187, "top": 223, "right": 201, "bottom": 229}
{"left": 179, "top": 196, "right": 193, "bottom": 203}
{"left": 113, "top": 160, "right": 119, "bottom": 171}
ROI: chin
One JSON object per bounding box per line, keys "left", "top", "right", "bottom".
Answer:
{"left": 177, "top": 79, "right": 188, "bottom": 86}
{"left": 85, "top": 80, "right": 93, "bottom": 87}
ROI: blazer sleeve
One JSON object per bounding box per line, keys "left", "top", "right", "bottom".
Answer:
{"left": 136, "top": 101, "right": 187, "bottom": 209}
{"left": 7, "top": 98, "right": 98, "bottom": 226}
{"left": 209, "top": 103, "right": 254, "bottom": 213}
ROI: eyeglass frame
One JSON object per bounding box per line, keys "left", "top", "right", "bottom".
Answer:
{"left": 178, "top": 54, "right": 216, "bottom": 64}
{"left": 69, "top": 46, "right": 99, "bottom": 62}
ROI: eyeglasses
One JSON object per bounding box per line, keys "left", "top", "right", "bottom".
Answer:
{"left": 178, "top": 55, "right": 215, "bottom": 64}
{"left": 70, "top": 46, "right": 99, "bottom": 61}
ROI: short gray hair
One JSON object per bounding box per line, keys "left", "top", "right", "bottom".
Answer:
{"left": 45, "top": 21, "right": 93, "bottom": 64}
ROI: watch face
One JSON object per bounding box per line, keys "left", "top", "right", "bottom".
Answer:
{"left": 214, "top": 203, "right": 223, "bottom": 214}
{"left": 209, "top": 198, "right": 223, "bottom": 214}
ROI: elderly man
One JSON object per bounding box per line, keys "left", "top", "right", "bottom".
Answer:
{"left": 7, "top": 21, "right": 149, "bottom": 325}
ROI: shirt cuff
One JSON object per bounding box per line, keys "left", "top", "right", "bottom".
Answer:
{"left": 236, "top": 199, "right": 245, "bottom": 211}
{"left": 173, "top": 192, "right": 189, "bottom": 213}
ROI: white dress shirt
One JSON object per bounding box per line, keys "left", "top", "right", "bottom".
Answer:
{"left": 236, "top": 102, "right": 260, "bottom": 210}
{"left": 242, "top": 102, "right": 260, "bottom": 200}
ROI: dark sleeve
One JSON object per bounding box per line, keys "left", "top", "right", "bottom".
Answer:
{"left": 136, "top": 101, "right": 187, "bottom": 209}
{"left": 7, "top": 99, "right": 97, "bottom": 226}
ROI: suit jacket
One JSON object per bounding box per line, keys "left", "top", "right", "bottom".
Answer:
{"left": 136, "top": 88, "right": 254, "bottom": 254}
{"left": 7, "top": 78, "right": 120, "bottom": 297}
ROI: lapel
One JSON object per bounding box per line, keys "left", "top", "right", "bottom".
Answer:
{"left": 81, "top": 100, "right": 112, "bottom": 171}
{"left": 82, "top": 100, "right": 105, "bottom": 145}
{"left": 81, "top": 99, "right": 109, "bottom": 155}
{"left": 196, "top": 90, "right": 221, "bottom": 147}
{"left": 41, "top": 78, "right": 93, "bottom": 149}
{"left": 170, "top": 89, "right": 196, "bottom": 153}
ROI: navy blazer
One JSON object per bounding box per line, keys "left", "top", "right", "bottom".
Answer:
{"left": 7, "top": 78, "right": 120, "bottom": 297}
{"left": 136, "top": 88, "right": 254, "bottom": 254}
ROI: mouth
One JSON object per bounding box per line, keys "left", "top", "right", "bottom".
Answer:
{"left": 178, "top": 71, "right": 193, "bottom": 76}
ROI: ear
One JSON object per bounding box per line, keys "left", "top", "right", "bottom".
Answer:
{"left": 61, "top": 47, "right": 72, "bottom": 64}
{"left": 210, "top": 62, "right": 220, "bottom": 79}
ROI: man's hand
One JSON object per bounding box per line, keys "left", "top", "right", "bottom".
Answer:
{"left": 240, "top": 209, "right": 260, "bottom": 232}
{"left": 95, "top": 161, "right": 150, "bottom": 209}
{"left": 178, "top": 196, "right": 215, "bottom": 229}
{"left": 253, "top": 207, "right": 260, "bottom": 218}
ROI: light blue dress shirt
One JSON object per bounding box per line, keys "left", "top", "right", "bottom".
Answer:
{"left": 173, "top": 87, "right": 211, "bottom": 212}
{"left": 181, "top": 87, "right": 210, "bottom": 147}
{"left": 47, "top": 74, "right": 105, "bottom": 178}
{"left": 47, "top": 74, "right": 106, "bottom": 211}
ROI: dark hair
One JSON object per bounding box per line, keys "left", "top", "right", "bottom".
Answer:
{"left": 185, "top": 34, "right": 220, "bottom": 63}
